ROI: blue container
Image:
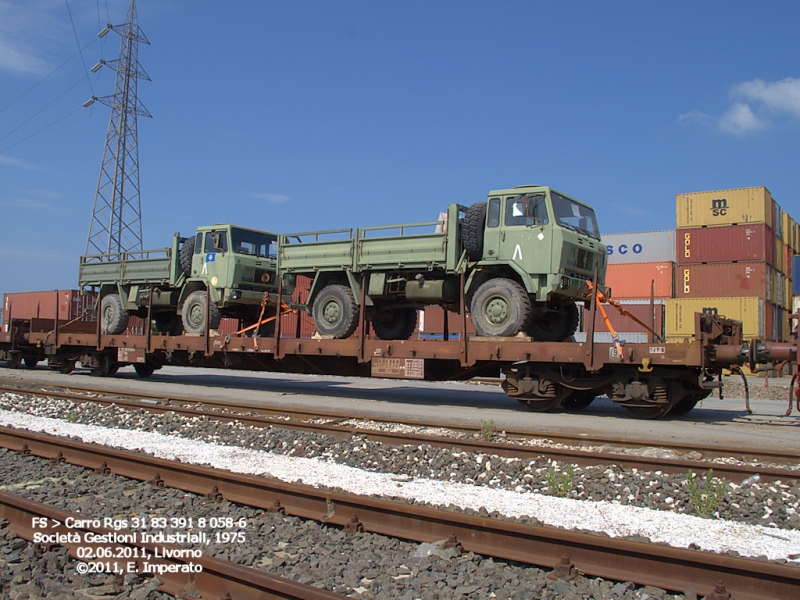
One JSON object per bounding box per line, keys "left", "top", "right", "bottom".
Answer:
{"left": 793, "top": 256, "right": 800, "bottom": 295}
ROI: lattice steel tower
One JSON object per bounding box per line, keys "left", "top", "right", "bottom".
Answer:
{"left": 84, "top": 0, "right": 151, "bottom": 257}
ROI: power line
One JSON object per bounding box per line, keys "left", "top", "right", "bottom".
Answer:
{"left": 0, "top": 106, "right": 83, "bottom": 156}
{"left": 65, "top": 0, "right": 95, "bottom": 97}
{"left": 0, "top": 75, "right": 87, "bottom": 144}
{"left": 0, "top": 38, "right": 96, "bottom": 116}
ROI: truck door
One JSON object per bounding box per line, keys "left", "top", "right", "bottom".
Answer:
{"left": 482, "top": 197, "right": 502, "bottom": 260}
{"left": 498, "top": 193, "right": 552, "bottom": 276}
{"left": 201, "top": 229, "right": 230, "bottom": 292}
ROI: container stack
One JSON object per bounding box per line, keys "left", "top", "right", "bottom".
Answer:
{"left": 667, "top": 186, "right": 796, "bottom": 342}
{"left": 581, "top": 230, "right": 676, "bottom": 342}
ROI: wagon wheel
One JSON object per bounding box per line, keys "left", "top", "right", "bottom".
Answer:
{"left": 515, "top": 380, "right": 566, "bottom": 413}
{"left": 620, "top": 378, "right": 675, "bottom": 419}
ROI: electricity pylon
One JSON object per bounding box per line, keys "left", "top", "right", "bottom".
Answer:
{"left": 84, "top": 0, "right": 151, "bottom": 257}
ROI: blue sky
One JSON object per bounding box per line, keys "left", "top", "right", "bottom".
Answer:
{"left": 1, "top": 0, "right": 799, "bottom": 301}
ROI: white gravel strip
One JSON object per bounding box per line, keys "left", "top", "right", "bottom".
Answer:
{"left": 2, "top": 408, "right": 799, "bottom": 563}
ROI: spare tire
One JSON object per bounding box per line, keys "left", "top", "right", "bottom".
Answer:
{"left": 100, "top": 293, "right": 129, "bottom": 335}
{"left": 179, "top": 236, "right": 195, "bottom": 278}
{"left": 462, "top": 202, "right": 486, "bottom": 262}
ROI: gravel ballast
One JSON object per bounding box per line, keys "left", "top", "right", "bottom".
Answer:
{"left": 1, "top": 402, "right": 799, "bottom": 565}
{"left": 1, "top": 392, "right": 798, "bottom": 532}
{"left": 1, "top": 449, "right": 693, "bottom": 600}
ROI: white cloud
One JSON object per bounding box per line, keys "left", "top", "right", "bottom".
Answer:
{"left": 0, "top": 155, "right": 43, "bottom": 170}
{"left": 248, "top": 193, "right": 290, "bottom": 204}
{"left": 0, "top": 197, "right": 54, "bottom": 210}
{"left": 680, "top": 76, "right": 800, "bottom": 135}
{"left": 732, "top": 77, "right": 800, "bottom": 117}
{"left": 718, "top": 102, "right": 768, "bottom": 135}
{"left": 0, "top": 0, "right": 99, "bottom": 75}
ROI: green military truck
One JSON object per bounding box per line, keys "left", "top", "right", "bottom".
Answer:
{"left": 278, "top": 185, "right": 609, "bottom": 341}
{"left": 79, "top": 224, "right": 283, "bottom": 335}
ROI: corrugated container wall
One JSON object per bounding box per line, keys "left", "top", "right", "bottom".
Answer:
{"left": 601, "top": 230, "right": 676, "bottom": 264}
{"left": 666, "top": 297, "right": 765, "bottom": 339}
{"left": 605, "top": 262, "right": 674, "bottom": 298}
{"left": 581, "top": 300, "right": 665, "bottom": 336}
{"left": 420, "top": 306, "right": 476, "bottom": 337}
{"left": 794, "top": 256, "right": 800, "bottom": 295}
{"left": 674, "top": 263, "right": 771, "bottom": 301}
{"left": 773, "top": 201, "right": 783, "bottom": 239}
{"left": 3, "top": 290, "right": 95, "bottom": 325}
{"left": 676, "top": 186, "right": 772, "bottom": 228}
{"left": 676, "top": 224, "right": 775, "bottom": 266}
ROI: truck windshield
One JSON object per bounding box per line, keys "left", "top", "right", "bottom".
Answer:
{"left": 551, "top": 192, "right": 600, "bottom": 240}
{"left": 231, "top": 228, "right": 278, "bottom": 258}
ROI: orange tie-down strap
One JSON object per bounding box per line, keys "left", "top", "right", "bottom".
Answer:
{"left": 586, "top": 282, "right": 662, "bottom": 343}
{"left": 232, "top": 293, "right": 314, "bottom": 338}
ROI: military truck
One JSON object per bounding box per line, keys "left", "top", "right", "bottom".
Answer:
{"left": 79, "top": 224, "right": 284, "bottom": 335}
{"left": 278, "top": 185, "right": 609, "bottom": 341}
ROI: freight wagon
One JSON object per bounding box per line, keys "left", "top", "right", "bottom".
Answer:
{"left": 2, "top": 281, "right": 795, "bottom": 421}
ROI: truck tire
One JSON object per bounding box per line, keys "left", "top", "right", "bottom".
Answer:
{"left": 313, "top": 284, "right": 359, "bottom": 339}
{"left": 181, "top": 290, "right": 222, "bottom": 335}
{"left": 179, "top": 236, "right": 195, "bottom": 278}
{"left": 527, "top": 301, "right": 579, "bottom": 342}
{"left": 100, "top": 294, "right": 129, "bottom": 335}
{"left": 371, "top": 307, "right": 417, "bottom": 340}
{"left": 470, "top": 278, "right": 532, "bottom": 337}
{"left": 462, "top": 202, "right": 487, "bottom": 262}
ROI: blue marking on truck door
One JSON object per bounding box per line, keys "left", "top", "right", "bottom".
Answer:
{"left": 206, "top": 254, "right": 216, "bottom": 262}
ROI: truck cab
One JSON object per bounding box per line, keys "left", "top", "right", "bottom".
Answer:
{"left": 479, "top": 186, "right": 607, "bottom": 302}
{"left": 185, "top": 224, "right": 282, "bottom": 310}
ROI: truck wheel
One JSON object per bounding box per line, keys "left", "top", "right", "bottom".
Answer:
{"left": 179, "top": 236, "right": 195, "bottom": 277}
{"left": 470, "top": 278, "right": 532, "bottom": 337}
{"left": 371, "top": 308, "right": 418, "bottom": 340}
{"left": 100, "top": 294, "right": 129, "bottom": 335}
{"left": 313, "top": 284, "right": 359, "bottom": 339}
{"left": 462, "top": 202, "right": 487, "bottom": 262}
{"left": 527, "top": 302, "right": 579, "bottom": 342}
{"left": 181, "top": 290, "right": 222, "bottom": 335}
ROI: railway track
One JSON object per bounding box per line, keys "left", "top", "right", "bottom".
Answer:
{"left": 0, "top": 489, "right": 341, "bottom": 599}
{"left": 1, "top": 426, "right": 798, "bottom": 600}
{"left": 1, "top": 379, "right": 799, "bottom": 484}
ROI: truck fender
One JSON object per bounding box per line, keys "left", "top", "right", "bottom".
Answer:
{"left": 179, "top": 283, "right": 221, "bottom": 307}
{"left": 464, "top": 264, "right": 539, "bottom": 297}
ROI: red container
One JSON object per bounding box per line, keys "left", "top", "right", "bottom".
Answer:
{"left": 674, "top": 262, "right": 771, "bottom": 300}
{"left": 606, "top": 262, "right": 674, "bottom": 299}
{"left": 420, "top": 306, "right": 476, "bottom": 337}
{"left": 3, "top": 290, "right": 95, "bottom": 325}
{"left": 581, "top": 300, "right": 665, "bottom": 336}
{"left": 677, "top": 224, "right": 775, "bottom": 266}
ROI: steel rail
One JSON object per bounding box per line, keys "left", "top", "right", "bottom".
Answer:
{"left": 1, "top": 381, "right": 798, "bottom": 483}
{"left": 0, "top": 490, "right": 342, "bottom": 600}
{"left": 1, "top": 426, "right": 798, "bottom": 600}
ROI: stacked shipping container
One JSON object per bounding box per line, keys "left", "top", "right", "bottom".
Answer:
{"left": 593, "top": 230, "right": 676, "bottom": 341}
{"left": 669, "top": 186, "right": 796, "bottom": 341}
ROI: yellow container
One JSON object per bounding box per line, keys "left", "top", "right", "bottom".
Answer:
{"left": 666, "top": 297, "right": 765, "bottom": 339}
{"left": 676, "top": 186, "right": 772, "bottom": 229}
{"left": 776, "top": 237, "right": 785, "bottom": 274}
{"left": 782, "top": 213, "right": 791, "bottom": 245}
